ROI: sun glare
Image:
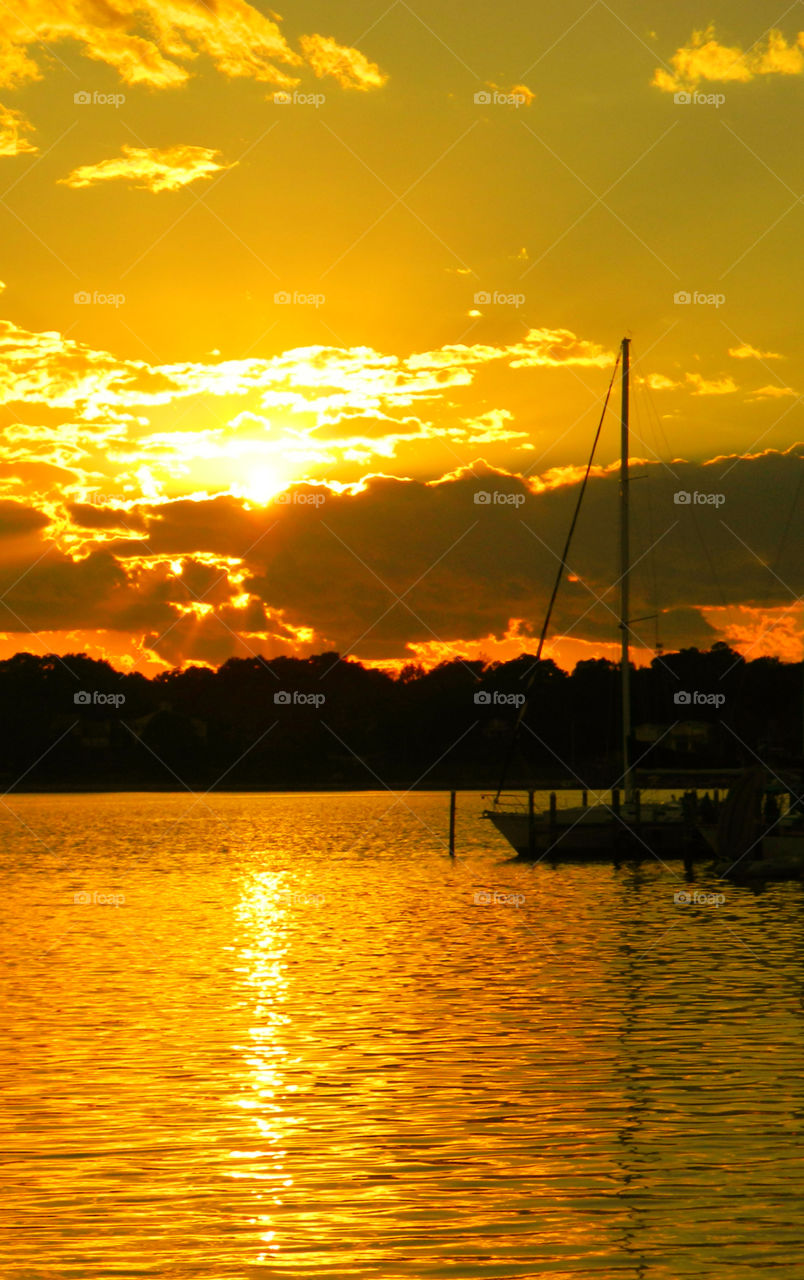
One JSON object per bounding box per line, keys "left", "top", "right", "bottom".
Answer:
{"left": 237, "top": 466, "right": 286, "bottom": 506}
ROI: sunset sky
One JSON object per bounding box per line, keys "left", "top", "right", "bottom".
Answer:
{"left": 0, "top": 0, "right": 802, "bottom": 674}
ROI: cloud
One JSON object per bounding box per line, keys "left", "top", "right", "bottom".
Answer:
{"left": 60, "top": 145, "right": 234, "bottom": 193}
{"left": 510, "top": 84, "right": 535, "bottom": 105}
{"left": 0, "top": 104, "right": 36, "bottom": 157}
{"left": 685, "top": 373, "right": 738, "bottom": 396}
{"left": 0, "top": 2, "right": 386, "bottom": 93}
{"left": 0, "top": 448, "right": 803, "bottom": 670}
{"left": 654, "top": 25, "right": 804, "bottom": 93}
{"left": 746, "top": 385, "right": 797, "bottom": 401}
{"left": 0, "top": 316, "right": 622, "bottom": 511}
{"left": 0, "top": 498, "right": 49, "bottom": 538}
{"left": 728, "top": 343, "right": 783, "bottom": 360}
{"left": 298, "top": 34, "right": 388, "bottom": 90}
{"left": 700, "top": 604, "right": 804, "bottom": 665}
{"left": 0, "top": 38, "right": 42, "bottom": 89}
{"left": 506, "top": 328, "right": 614, "bottom": 368}
{"left": 485, "top": 81, "right": 535, "bottom": 105}
{"left": 641, "top": 373, "right": 682, "bottom": 391}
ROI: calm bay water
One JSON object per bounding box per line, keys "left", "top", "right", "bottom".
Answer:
{"left": 2, "top": 790, "right": 803, "bottom": 1278}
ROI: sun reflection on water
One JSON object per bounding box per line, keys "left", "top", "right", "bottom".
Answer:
{"left": 230, "top": 871, "right": 298, "bottom": 1261}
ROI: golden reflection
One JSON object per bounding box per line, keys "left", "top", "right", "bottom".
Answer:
{"left": 230, "top": 871, "right": 297, "bottom": 1262}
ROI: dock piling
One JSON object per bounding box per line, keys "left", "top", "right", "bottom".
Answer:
{"left": 528, "top": 789, "right": 536, "bottom": 858}
{"left": 449, "top": 790, "right": 456, "bottom": 858}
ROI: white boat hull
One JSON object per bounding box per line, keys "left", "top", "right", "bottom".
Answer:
{"left": 485, "top": 802, "right": 695, "bottom": 861}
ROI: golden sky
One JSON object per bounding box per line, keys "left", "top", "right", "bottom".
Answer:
{"left": 0, "top": 1, "right": 802, "bottom": 673}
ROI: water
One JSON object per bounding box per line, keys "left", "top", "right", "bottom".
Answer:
{"left": 2, "top": 791, "right": 803, "bottom": 1278}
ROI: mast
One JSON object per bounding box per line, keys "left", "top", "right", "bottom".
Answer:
{"left": 620, "top": 337, "right": 634, "bottom": 802}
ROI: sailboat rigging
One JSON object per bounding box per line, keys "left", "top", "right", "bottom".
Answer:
{"left": 484, "top": 337, "right": 700, "bottom": 861}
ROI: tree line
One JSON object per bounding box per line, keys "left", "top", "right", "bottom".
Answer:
{"left": 0, "top": 643, "right": 800, "bottom": 790}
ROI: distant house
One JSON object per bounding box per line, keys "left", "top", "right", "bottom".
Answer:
{"left": 634, "top": 720, "right": 717, "bottom": 753}
{"left": 75, "top": 720, "right": 112, "bottom": 749}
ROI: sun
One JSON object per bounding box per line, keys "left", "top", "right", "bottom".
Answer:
{"left": 233, "top": 465, "right": 287, "bottom": 506}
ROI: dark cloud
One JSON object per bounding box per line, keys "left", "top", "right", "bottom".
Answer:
{"left": 0, "top": 449, "right": 800, "bottom": 667}
{"left": 0, "top": 499, "right": 50, "bottom": 538}
{"left": 67, "top": 503, "right": 148, "bottom": 532}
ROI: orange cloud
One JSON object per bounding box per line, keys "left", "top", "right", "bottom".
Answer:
{"left": 686, "top": 372, "right": 738, "bottom": 396}
{"left": 701, "top": 604, "right": 804, "bottom": 663}
{"left": 746, "top": 385, "right": 797, "bottom": 401}
{"left": 484, "top": 81, "right": 535, "bottom": 106}
{"left": 508, "top": 328, "right": 613, "bottom": 368}
{"left": 0, "top": 313, "right": 626, "bottom": 518}
{"left": 0, "top": 2, "right": 386, "bottom": 94}
{"left": 728, "top": 343, "right": 783, "bottom": 360}
{"left": 0, "top": 104, "right": 36, "bottom": 157}
{"left": 641, "top": 373, "right": 682, "bottom": 391}
{"left": 654, "top": 26, "right": 804, "bottom": 93}
{"left": 298, "top": 34, "right": 389, "bottom": 91}
{"left": 0, "top": 38, "right": 41, "bottom": 89}
{"left": 59, "top": 144, "right": 234, "bottom": 193}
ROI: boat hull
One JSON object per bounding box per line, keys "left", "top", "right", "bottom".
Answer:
{"left": 485, "top": 805, "right": 701, "bottom": 862}
{"left": 700, "top": 822, "right": 804, "bottom": 882}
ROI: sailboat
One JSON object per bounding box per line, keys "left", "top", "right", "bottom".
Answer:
{"left": 695, "top": 766, "right": 804, "bottom": 880}
{"left": 484, "top": 338, "right": 700, "bottom": 862}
